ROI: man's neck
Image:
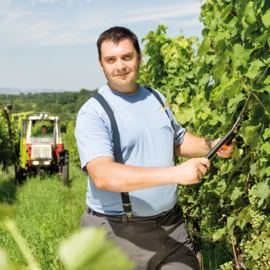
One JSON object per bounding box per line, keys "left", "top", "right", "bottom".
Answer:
{"left": 107, "top": 83, "right": 139, "bottom": 95}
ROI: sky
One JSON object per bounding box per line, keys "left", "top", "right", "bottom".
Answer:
{"left": 0, "top": 0, "right": 205, "bottom": 92}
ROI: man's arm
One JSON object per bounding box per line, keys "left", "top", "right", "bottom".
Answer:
{"left": 86, "top": 156, "right": 210, "bottom": 192}
{"left": 86, "top": 132, "right": 235, "bottom": 193}
{"left": 175, "top": 132, "right": 235, "bottom": 158}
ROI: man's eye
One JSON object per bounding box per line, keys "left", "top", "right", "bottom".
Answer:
{"left": 124, "top": 56, "right": 132, "bottom": 60}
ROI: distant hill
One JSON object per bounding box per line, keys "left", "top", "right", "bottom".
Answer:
{"left": 0, "top": 87, "right": 77, "bottom": 95}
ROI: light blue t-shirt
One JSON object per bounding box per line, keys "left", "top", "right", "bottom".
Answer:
{"left": 75, "top": 84, "right": 186, "bottom": 216}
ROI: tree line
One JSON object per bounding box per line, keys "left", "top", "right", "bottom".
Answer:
{"left": 0, "top": 88, "right": 98, "bottom": 120}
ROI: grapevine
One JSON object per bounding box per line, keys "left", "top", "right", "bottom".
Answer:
{"left": 138, "top": 0, "right": 270, "bottom": 268}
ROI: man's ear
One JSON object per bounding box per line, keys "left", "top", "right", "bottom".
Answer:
{"left": 98, "top": 58, "right": 104, "bottom": 72}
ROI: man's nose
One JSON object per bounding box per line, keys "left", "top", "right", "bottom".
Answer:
{"left": 116, "top": 59, "right": 126, "bottom": 71}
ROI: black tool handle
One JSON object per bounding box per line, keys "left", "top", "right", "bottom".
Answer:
{"left": 225, "top": 132, "right": 236, "bottom": 146}
{"left": 206, "top": 128, "right": 235, "bottom": 159}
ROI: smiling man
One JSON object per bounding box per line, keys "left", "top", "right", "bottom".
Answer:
{"left": 75, "top": 26, "right": 235, "bottom": 270}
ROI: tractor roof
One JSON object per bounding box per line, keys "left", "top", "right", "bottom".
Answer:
{"left": 28, "top": 113, "right": 59, "bottom": 121}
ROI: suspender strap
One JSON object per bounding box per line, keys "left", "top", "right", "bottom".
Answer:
{"left": 146, "top": 87, "right": 175, "bottom": 134}
{"left": 93, "top": 93, "right": 133, "bottom": 218}
{"left": 145, "top": 87, "right": 170, "bottom": 119}
{"left": 94, "top": 93, "right": 123, "bottom": 163}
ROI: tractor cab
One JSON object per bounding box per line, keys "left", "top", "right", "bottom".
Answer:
{"left": 17, "top": 112, "right": 69, "bottom": 184}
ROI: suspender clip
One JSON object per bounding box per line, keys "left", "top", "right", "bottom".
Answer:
{"left": 123, "top": 203, "right": 133, "bottom": 218}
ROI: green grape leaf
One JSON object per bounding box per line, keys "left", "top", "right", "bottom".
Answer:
{"left": 245, "top": 2, "right": 256, "bottom": 24}
{"left": 231, "top": 187, "right": 244, "bottom": 201}
{"left": 174, "top": 108, "right": 195, "bottom": 125}
{"left": 241, "top": 122, "right": 261, "bottom": 143}
{"left": 233, "top": 44, "right": 249, "bottom": 68}
{"left": 250, "top": 163, "right": 257, "bottom": 176}
{"left": 249, "top": 183, "right": 270, "bottom": 200}
{"left": 199, "top": 73, "right": 210, "bottom": 86}
{"left": 213, "top": 61, "right": 225, "bottom": 82}
{"left": 175, "top": 92, "right": 188, "bottom": 105}
{"left": 213, "top": 227, "right": 227, "bottom": 242}
{"left": 250, "top": 241, "right": 262, "bottom": 259}
{"left": 262, "top": 10, "right": 270, "bottom": 28}
{"left": 197, "top": 37, "right": 210, "bottom": 59}
{"left": 221, "top": 3, "right": 233, "bottom": 20}
{"left": 263, "top": 128, "right": 270, "bottom": 140}
{"left": 261, "top": 142, "right": 270, "bottom": 155}
{"left": 226, "top": 78, "right": 241, "bottom": 99}
{"left": 227, "top": 217, "right": 236, "bottom": 229}
{"left": 215, "top": 31, "right": 230, "bottom": 41}
{"left": 246, "top": 59, "right": 265, "bottom": 79}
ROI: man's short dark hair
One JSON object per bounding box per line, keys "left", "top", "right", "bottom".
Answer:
{"left": 41, "top": 125, "right": 47, "bottom": 129}
{"left": 97, "top": 26, "right": 141, "bottom": 60}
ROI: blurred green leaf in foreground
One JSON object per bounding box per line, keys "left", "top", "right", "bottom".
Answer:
{"left": 59, "top": 227, "right": 135, "bottom": 270}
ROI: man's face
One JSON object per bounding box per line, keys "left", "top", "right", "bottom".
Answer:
{"left": 42, "top": 127, "right": 47, "bottom": 135}
{"left": 99, "top": 38, "right": 142, "bottom": 94}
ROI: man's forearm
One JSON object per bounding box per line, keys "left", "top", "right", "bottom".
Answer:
{"left": 86, "top": 156, "right": 210, "bottom": 192}
{"left": 175, "top": 132, "right": 212, "bottom": 158}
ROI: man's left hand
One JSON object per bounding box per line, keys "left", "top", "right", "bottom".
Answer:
{"left": 211, "top": 138, "right": 236, "bottom": 158}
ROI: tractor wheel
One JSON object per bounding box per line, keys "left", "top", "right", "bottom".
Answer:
{"left": 61, "top": 150, "right": 69, "bottom": 185}
{"left": 16, "top": 166, "right": 26, "bottom": 185}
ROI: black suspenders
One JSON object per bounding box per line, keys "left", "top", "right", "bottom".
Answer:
{"left": 93, "top": 93, "right": 133, "bottom": 217}
{"left": 93, "top": 87, "right": 172, "bottom": 218}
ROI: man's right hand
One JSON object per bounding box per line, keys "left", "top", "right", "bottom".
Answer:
{"left": 174, "top": 158, "right": 210, "bottom": 185}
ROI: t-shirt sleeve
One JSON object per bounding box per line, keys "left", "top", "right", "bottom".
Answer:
{"left": 75, "top": 100, "right": 114, "bottom": 172}
{"left": 167, "top": 105, "right": 186, "bottom": 146}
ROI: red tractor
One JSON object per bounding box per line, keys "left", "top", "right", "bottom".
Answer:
{"left": 17, "top": 113, "right": 69, "bottom": 185}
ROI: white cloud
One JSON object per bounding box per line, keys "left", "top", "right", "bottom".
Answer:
{"left": 0, "top": 0, "right": 10, "bottom": 8}
{"left": 31, "top": 0, "right": 58, "bottom": 3}
{"left": 77, "top": 3, "right": 202, "bottom": 30}
{"left": 0, "top": 1, "right": 203, "bottom": 47}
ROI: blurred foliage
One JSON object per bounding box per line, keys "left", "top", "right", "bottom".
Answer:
{"left": 0, "top": 107, "right": 20, "bottom": 168}
{"left": 62, "top": 121, "right": 80, "bottom": 168}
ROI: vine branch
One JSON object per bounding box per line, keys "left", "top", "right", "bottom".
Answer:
{"left": 231, "top": 226, "right": 240, "bottom": 270}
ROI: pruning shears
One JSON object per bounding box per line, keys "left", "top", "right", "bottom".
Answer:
{"left": 206, "top": 88, "right": 252, "bottom": 159}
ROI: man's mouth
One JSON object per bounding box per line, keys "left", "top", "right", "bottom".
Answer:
{"left": 116, "top": 72, "right": 129, "bottom": 77}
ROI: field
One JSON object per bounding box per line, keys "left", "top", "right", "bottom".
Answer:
{"left": 0, "top": 164, "right": 86, "bottom": 269}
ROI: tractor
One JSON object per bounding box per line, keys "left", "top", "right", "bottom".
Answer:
{"left": 16, "top": 112, "right": 69, "bottom": 185}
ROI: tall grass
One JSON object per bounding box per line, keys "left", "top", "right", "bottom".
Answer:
{"left": 0, "top": 164, "right": 87, "bottom": 269}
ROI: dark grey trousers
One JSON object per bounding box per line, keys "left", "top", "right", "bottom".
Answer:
{"left": 81, "top": 204, "right": 199, "bottom": 270}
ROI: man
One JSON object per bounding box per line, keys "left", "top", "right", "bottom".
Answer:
{"left": 75, "top": 27, "right": 235, "bottom": 270}
{"left": 38, "top": 125, "right": 50, "bottom": 137}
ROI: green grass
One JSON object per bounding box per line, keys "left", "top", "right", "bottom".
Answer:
{"left": 0, "top": 164, "right": 87, "bottom": 269}
{"left": 0, "top": 177, "right": 17, "bottom": 204}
